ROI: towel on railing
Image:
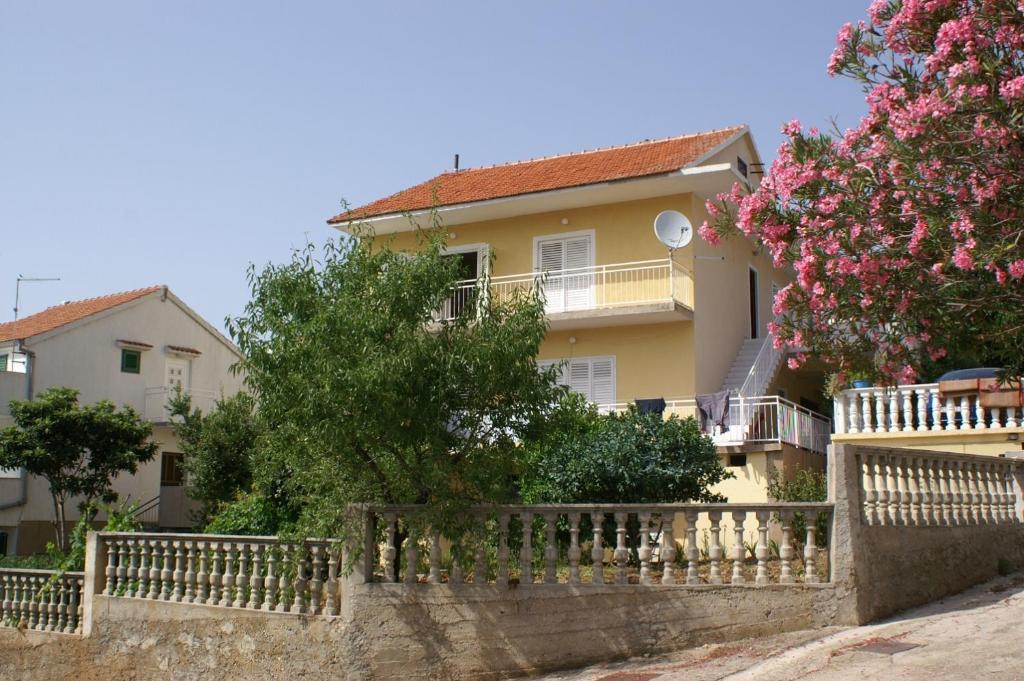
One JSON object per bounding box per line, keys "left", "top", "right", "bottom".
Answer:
{"left": 696, "top": 390, "right": 731, "bottom": 432}
{"left": 634, "top": 398, "right": 666, "bottom": 415}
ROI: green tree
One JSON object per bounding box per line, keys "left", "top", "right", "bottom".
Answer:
{"left": 0, "top": 387, "right": 157, "bottom": 551}
{"left": 520, "top": 396, "right": 731, "bottom": 504}
{"left": 169, "top": 390, "right": 261, "bottom": 525}
{"left": 228, "top": 227, "right": 562, "bottom": 540}
{"left": 766, "top": 467, "right": 828, "bottom": 549}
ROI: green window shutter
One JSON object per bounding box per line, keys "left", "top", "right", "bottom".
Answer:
{"left": 121, "top": 349, "right": 141, "bottom": 374}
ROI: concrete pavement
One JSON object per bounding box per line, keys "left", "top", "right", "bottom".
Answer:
{"left": 537, "top": 573, "right": 1024, "bottom": 680}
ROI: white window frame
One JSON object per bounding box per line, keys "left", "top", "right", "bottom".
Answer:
{"left": 531, "top": 229, "right": 595, "bottom": 272}
{"left": 538, "top": 354, "right": 616, "bottom": 406}
{"left": 442, "top": 242, "right": 490, "bottom": 279}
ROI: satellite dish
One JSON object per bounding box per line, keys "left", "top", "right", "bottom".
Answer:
{"left": 653, "top": 210, "right": 693, "bottom": 250}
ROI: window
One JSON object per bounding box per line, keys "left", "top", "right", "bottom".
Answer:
{"left": 737, "top": 157, "right": 748, "bottom": 178}
{"left": 539, "top": 356, "right": 615, "bottom": 406}
{"left": 160, "top": 452, "right": 185, "bottom": 486}
{"left": 534, "top": 231, "right": 595, "bottom": 312}
{"left": 121, "top": 349, "right": 141, "bottom": 374}
{"left": 748, "top": 267, "right": 759, "bottom": 339}
{"left": 728, "top": 454, "right": 748, "bottom": 468}
{"left": 0, "top": 354, "right": 7, "bottom": 372}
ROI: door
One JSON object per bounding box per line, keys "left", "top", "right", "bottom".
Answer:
{"left": 165, "top": 359, "right": 190, "bottom": 396}
{"left": 444, "top": 250, "right": 480, "bottom": 319}
{"left": 748, "top": 267, "right": 759, "bottom": 339}
{"left": 536, "top": 234, "right": 594, "bottom": 312}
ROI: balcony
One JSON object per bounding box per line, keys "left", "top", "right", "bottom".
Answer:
{"left": 144, "top": 386, "right": 217, "bottom": 423}
{"left": 600, "top": 395, "right": 832, "bottom": 455}
{"left": 438, "top": 258, "right": 694, "bottom": 330}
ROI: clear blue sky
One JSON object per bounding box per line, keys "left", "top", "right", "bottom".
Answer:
{"left": 0, "top": 1, "right": 869, "bottom": 332}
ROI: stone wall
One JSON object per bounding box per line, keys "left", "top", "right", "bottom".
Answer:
{"left": 830, "top": 443, "right": 1024, "bottom": 623}
{"left": 0, "top": 583, "right": 841, "bottom": 681}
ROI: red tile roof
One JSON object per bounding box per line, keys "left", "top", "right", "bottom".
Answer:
{"left": 328, "top": 125, "right": 745, "bottom": 224}
{"left": 0, "top": 286, "right": 164, "bottom": 343}
{"left": 166, "top": 345, "right": 201, "bottom": 356}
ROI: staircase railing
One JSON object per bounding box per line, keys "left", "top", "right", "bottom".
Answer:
{"left": 737, "top": 334, "right": 785, "bottom": 398}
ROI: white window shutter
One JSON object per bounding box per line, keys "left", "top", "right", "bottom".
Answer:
{"left": 590, "top": 358, "right": 615, "bottom": 406}
{"left": 537, "top": 239, "right": 566, "bottom": 312}
{"left": 563, "top": 237, "right": 593, "bottom": 310}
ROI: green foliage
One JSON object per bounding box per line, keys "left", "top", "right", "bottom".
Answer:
{"left": 0, "top": 387, "right": 157, "bottom": 551}
{"left": 767, "top": 467, "right": 829, "bottom": 548}
{"left": 998, "top": 557, "right": 1012, "bottom": 577}
{"left": 228, "top": 225, "right": 562, "bottom": 540}
{"left": 204, "top": 491, "right": 295, "bottom": 536}
{"left": 169, "top": 390, "right": 262, "bottom": 524}
{"left": 520, "top": 396, "right": 731, "bottom": 503}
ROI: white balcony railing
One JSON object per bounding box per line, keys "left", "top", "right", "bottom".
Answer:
{"left": 144, "top": 386, "right": 217, "bottom": 423}
{"left": 834, "top": 383, "right": 1024, "bottom": 435}
{"left": 437, "top": 258, "right": 694, "bottom": 322}
{"left": 599, "top": 395, "right": 831, "bottom": 454}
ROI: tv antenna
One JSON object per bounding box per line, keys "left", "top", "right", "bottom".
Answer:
{"left": 14, "top": 275, "right": 61, "bottom": 320}
{"left": 653, "top": 210, "right": 693, "bottom": 252}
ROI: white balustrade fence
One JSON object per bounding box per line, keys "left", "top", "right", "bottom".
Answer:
{"left": 835, "top": 383, "right": 1023, "bottom": 435}
{"left": 365, "top": 503, "right": 833, "bottom": 587}
{"left": 436, "top": 258, "right": 695, "bottom": 322}
{"left": 95, "top": 534, "right": 342, "bottom": 617}
{"left": 0, "top": 569, "right": 84, "bottom": 634}
{"left": 852, "top": 450, "right": 1023, "bottom": 527}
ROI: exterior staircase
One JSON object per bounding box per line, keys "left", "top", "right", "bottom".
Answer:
{"left": 721, "top": 338, "right": 769, "bottom": 396}
{"left": 715, "top": 335, "right": 787, "bottom": 446}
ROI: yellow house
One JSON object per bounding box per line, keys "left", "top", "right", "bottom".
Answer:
{"left": 328, "top": 125, "right": 830, "bottom": 501}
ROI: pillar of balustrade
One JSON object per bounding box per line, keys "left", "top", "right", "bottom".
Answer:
{"left": 660, "top": 515, "right": 677, "bottom": 585}
{"left": 591, "top": 510, "right": 605, "bottom": 586}
{"left": 293, "top": 547, "right": 308, "bottom": 614}
{"left": 219, "top": 542, "right": 235, "bottom": 607}
{"left": 568, "top": 513, "right": 582, "bottom": 585}
{"left": 866, "top": 391, "right": 879, "bottom": 432}
{"left": 685, "top": 509, "right": 700, "bottom": 585}
{"left": 519, "top": 512, "right": 534, "bottom": 586}
{"left": 147, "top": 539, "right": 162, "bottom": 600}
{"left": 708, "top": 511, "right": 723, "bottom": 585}
{"left": 902, "top": 389, "right": 915, "bottom": 432}
{"left": 382, "top": 513, "right": 397, "bottom": 583}
{"left": 730, "top": 511, "right": 745, "bottom": 585}
{"left": 874, "top": 456, "right": 891, "bottom": 525}
{"left": 262, "top": 546, "right": 278, "bottom": 611}
{"left": 863, "top": 455, "right": 878, "bottom": 525}
{"left": 634, "top": 512, "right": 651, "bottom": 585}
{"left": 754, "top": 511, "right": 770, "bottom": 586}
{"left": 247, "top": 544, "right": 263, "bottom": 608}
{"left": 496, "top": 514, "right": 510, "bottom": 586}
{"left": 428, "top": 529, "right": 442, "bottom": 584}
{"left": 847, "top": 392, "right": 860, "bottom": 434}
{"left": 887, "top": 390, "right": 899, "bottom": 432}
{"left": 160, "top": 540, "right": 174, "bottom": 601}
{"left": 115, "top": 540, "right": 128, "bottom": 594}
{"left": 944, "top": 396, "right": 957, "bottom": 431}
{"left": 614, "top": 512, "right": 629, "bottom": 585}
{"left": 779, "top": 510, "right": 795, "bottom": 584}
{"left": 405, "top": 531, "right": 420, "bottom": 586}
{"left": 916, "top": 388, "right": 929, "bottom": 432}
{"left": 543, "top": 512, "right": 558, "bottom": 584}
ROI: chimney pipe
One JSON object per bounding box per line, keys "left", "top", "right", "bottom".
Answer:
{"left": 454, "top": 154, "right": 459, "bottom": 171}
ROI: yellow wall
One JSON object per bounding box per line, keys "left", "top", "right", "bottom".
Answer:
{"left": 833, "top": 430, "right": 1024, "bottom": 456}
{"left": 540, "top": 323, "right": 695, "bottom": 402}
{"left": 380, "top": 194, "right": 696, "bottom": 278}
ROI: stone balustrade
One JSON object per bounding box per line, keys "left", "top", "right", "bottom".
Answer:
{"left": 0, "top": 568, "right": 84, "bottom": 634}
{"left": 94, "top": 533, "right": 341, "bottom": 617}
{"left": 835, "top": 383, "right": 1023, "bottom": 434}
{"left": 852, "top": 449, "right": 1023, "bottom": 527}
{"left": 363, "top": 503, "right": 834, "bottom": 587}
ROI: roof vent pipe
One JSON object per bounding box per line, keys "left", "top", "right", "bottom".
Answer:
{"left": 454, "top": 154, "right": 459, "bottom": 171}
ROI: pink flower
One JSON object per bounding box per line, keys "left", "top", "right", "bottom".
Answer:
{"left": 1009, "top": 260, "right": 1024, "bottom": 279}
{"left": 781, "top": 119, "right": 802, "bottom": 137}
{"left": 698, "top": 221, "right": 721, "bottom": 246}
{"left": 952, "top": 245, "right": 975, "bottom": 270}
{"left": 999, "top": 75, "right": 1024, "bottom": 101}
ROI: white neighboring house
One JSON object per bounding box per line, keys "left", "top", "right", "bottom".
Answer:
{"left": 0, "top": 286, "right": 244, "bottom": 555}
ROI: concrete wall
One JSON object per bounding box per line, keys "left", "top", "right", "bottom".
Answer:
{"left": 0, "top": 583, "right": 840, "bottom": 681}
{"left": 830, "top": 443, "right": 1024, "bottom": 623}
{"left": 833, "top": 430, "right": 1024, "bottom": 456}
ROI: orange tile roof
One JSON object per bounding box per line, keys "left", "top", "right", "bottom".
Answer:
{"left": 328, "top": 125, "right": 746, "bottom": 224}
{"left": 0, "top": 286, "right": 164, "bottom": 343}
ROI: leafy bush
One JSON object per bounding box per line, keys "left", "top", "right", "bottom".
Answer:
{"left": 521, "top": 396, "right": 730, "bottom": 504}
{"left": 204, "top": 492, "right": 295, "bottom": 536}
{"left": 767, "top": 467, "right": 828, "bottom": 548}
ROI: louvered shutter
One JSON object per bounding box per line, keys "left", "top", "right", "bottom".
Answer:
{"left": 568, "top": 360, "right": 591, "bottom": 397}
{"left": 590, "top": 358, "right": 615, "bottom": 406}
{"left": 537, "top": 239, "right": 566, "bottom": 312}
{"left": 563, "top": 237, "right": 593, "bottom": 310}
{"left": 537, "top": 359, "right": 566, "bottom": 386}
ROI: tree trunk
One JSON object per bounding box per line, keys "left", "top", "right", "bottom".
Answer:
{"left": 51, "top": 494, "right": 68, "bottom": 554}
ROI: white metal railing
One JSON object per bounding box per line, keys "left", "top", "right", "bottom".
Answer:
{"left": 436, "top": 258, "right": 694, "bottom": 322}
{"left": 599, "top": 395, "right": 831, "bottom": 454}
{"left": 737, "top": 335, "right": 785, "bottom": 398}
{"left": 834, "top": 383, "right": 1024, "bottom": 435}
{"left": 144, "top": 386, "right": 217, "bottom": 422}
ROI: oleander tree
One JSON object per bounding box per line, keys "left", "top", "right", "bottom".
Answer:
{"left": 703, "top": 0, "right": 1024, "bottom": 384}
